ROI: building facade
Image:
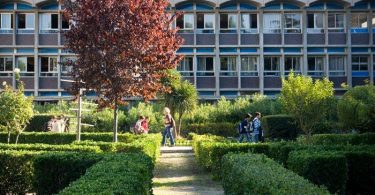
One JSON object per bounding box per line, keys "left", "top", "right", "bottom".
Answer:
{"left": 0, "top": 0, "right": 374, "bottom": 100}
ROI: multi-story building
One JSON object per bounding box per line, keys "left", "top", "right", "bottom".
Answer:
{"left": 0, "top": 0, "right": 374, "bottom": 101}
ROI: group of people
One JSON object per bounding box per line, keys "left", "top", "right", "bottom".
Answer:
{"left": 238, "top": 112, "right": 263, "bottom": 143}
{"left": 46, "top": 115, "right": 69, "bottom": 133}
{"left": 134, "top": 115, "right": 150, "bottom": 134}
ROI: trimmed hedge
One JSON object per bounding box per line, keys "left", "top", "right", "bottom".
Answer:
{"left": 262, "top": 115, "right": 300, "bottom": 140}
{"left": 301, "top": 133, "right": 375, "bottom": 145}
{"left": 287, "top": 151, "right": 348, "bottom": 194}
{"left": 0, "top": 132, "right": 137, "bottom": 144}
{"left": 58, "top": 153, "right": 154, "bottom": 194}
{"left": 0, "top": 143, "right": 101, "bottom": 153}
{"left": 182, "top": 122, "right": 237, "bottom": 137}
{"left": 221, "top": 153, "right": 329, "bottom": 195}
{"left": 25, "top": 114, "right": 54, "bottom": 132}
{"left": 0, "top": 150, "right": 39, "bottom": 194}
{"left": 33, "top": 152, "right": 103, "bottom": 194}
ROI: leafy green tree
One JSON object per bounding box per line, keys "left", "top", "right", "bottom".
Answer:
{"left": 0, "top": 79, "right": 34, "bottom": 144}
{"left": 337, "top": 84, "right": 375, "bottom": 133}
{"left": 164, "top": 70, "right": 198, "bottom": 137}
{"left": 280, "top": 72, "right": 334, "bottom": 140}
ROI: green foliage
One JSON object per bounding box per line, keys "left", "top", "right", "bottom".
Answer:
{"left": 287, "top": 151, "right": 348, "bottom": 194}
{"left": 25, "top": 114, "right": 55, "bottom": 132}
{"left": 0, "top": 82, "right": 34, "bottom": 143}
{"left": 338, "top": 84, "right": 375, "bottom": 133}
{"left": 0, "top": 143, "right": 101, "bottom": 153}
{"left": 58, "top": 153, "right": 154, "bottom": 195}
{"left": 127, "top": 102, "right": 165, "bottom": 133}
{"left": 181, "top": 122, "right": 237, "bottom": 137}
{"left": 33, "top": 152, "right": 103, "bottom": 194}
{"left": 0, "top": 150, "right": 38, "bottom": 194}
{"left": 261, "top": 115, "right": 300, "bottom": 140}
{"left": 33, "top": 100, "right": 77, "bottom": 115}
{"left": 299, "top": 133, "right": 375, "bottom": 145}
{"left": 221, "top": 153, "right": 329, "bottom": 195}
{"left": 280, "top": 72, "right": 334, "bottom": 138}
{"left": 82, "top": 108, "right": 127, "bottom": 132}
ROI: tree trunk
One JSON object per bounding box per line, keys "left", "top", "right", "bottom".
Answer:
{"left": 7, "top": 131, "right": 10, "bottom": 144}
{"left": 113, "top": 101, "right": 118, "bottom": 143}
{"left": 177, "top": 112, "right": 183, "bottom": 138}
{"left": 15, "top": 133, "right": 20, "bottom": 145}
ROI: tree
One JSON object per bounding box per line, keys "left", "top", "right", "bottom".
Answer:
{"left": 337, "top": 84, "right": 375, "bottom": 133}
{"left": 61, "top": 0, "right": 183, "bottom": 142}
{"left": 280, "top": 72, "right": 334, "bottom": 140}
{"left": 0, "top": 71, "right": 34, "bottom": 144}
{"left": 164, "top": 71, "right": 198, "bottom": 137}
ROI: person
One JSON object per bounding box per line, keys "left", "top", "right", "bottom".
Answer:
{"left": 134, "top": 115, "right": 145, "bottom": 134}
{"left": 141, "top": 116, "right": 150, "bottom": 134}
{"left": 252, "top": 112, "right": 262, "bottom": 143}
{"left": 238, "top": 114, "right": 252, "bottom": 143}
{"left": 47, "top": 116, "right": 57, "bottom": 132}
{"left": 161, "top": 107, "right": 175, "bottom": 146}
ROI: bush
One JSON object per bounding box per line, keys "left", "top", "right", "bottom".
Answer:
{"left": 81, "top": 108, "right": 128, "bottom": 132}
{"left": 58, "top": 153, "right": 154, "bottom": 194}
{"left": 33, "top": 152, "right": 103, "bottom": 194}
{"left": 0, "top": 143, "right": 101, "bottom": 153}
{"left": 221, "top": 153, "right": 329, "bottom": 195}
{"left": 262, "top": 115, "right": 300, "bottom": 140}
{"left": 0, "top": 150, "right": 39, "bottom": 194}
{"left": 25, "top": 114, "right": 54, "bottom": 132}
{"left": 305, "top": 133, "right": 375, "bottom": 145}
{"left": 287, "top": 151, "right": 348, "bottom": 194}
{"left": 181, "top": 122, "right": 237, "bottom": 137}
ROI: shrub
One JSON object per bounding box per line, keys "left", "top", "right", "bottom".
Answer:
{"left": 261, "top": 115, "right": 300, "bottom": 140}
{"left": 33, "top": 152, "right": 103, "bottom": 194}
{"left": 287, "top": 151, "right": 348, "bottom": 194}
{"left": 221, "top": 153, "right": 329, "bottom": 195}
{"left": 181, "top": 122, "right": 237, "bottom": 137}
{"left": 81, "top": 108, "right": 127, "bottom": 132}
{"left": 25, "top": 114, "right": 54, "bottom": 132}
{"left": 0, "top": 150, "right": 39, "bottom": 194}
{"left": 58, "top": 153, "right": 154, "bottom": 194}
{"left": 304, "top": 133, "right": 375, "bottom": 145}
{"left": 0, "top": 143, "right": 101, "bottom": 153}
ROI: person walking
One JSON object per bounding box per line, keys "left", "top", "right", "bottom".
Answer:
{"left": 252, "top": 112, "right": 262, "bottom": 143}
{"left": 238, "top": 114, "right": 252, "bottom": 143}
{"left": 161, "top": 107, "right": 175, "bottom": 146}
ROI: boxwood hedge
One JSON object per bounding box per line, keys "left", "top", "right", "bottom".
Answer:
{"left": 0, "top": 143, "right": 101, "bottom": 153}
{"left": 221, "top": 153, "right": 329, "bottom": 195}
{"left": 301, "top": 133, "right": 375, "bottom": 145}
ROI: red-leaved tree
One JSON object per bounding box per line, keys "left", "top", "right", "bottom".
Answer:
{"left": 61, "top": 0, "right": 183, "bottom": 142}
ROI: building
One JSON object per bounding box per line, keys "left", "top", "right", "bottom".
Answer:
{"left": 0, "top": 0, "right": 374, "bottom": 101}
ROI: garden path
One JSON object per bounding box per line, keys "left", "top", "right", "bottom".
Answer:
{"left": 153, "top": 146, "right": 224, "bottom": 195}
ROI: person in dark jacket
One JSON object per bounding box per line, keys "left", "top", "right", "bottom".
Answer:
{"left": 238, "top": 113, "right": 252, "bottom": 143}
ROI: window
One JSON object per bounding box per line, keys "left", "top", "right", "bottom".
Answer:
{"left": 0, "top": 57, "right": 13, "bottom": 76}
{"left": 351, "top": 13, "right": 367, "bottom": 33}
{"left": 307, "top": 13, "right": 324, "bottom": 33}
{"left": 17, "top": 13, "right": 34, "bottom": 34}
{"left": 241, "top": 14, "right": 257, "bottom": 33}
{"left": 177, "top": 56, "right": 193, "bottom": 76}
{"left": 329, "top": 56, "right": 345, "bottom": 76}
{"left": 328, "top": 13, "right": 345, "bottom": 32}
{"left": 220, "top": 13, "right": 237, "bottom": 33}
{"left": 263, "top": 13, "right": 281, "bottom": 33}
{"left": 197, "top": 56, "right": 214, "bottom": 76}
{"left": 40, "top": 57, "right": 58, "bottom": 76}
{"left": 284, "top": 13, "right": 301, "bottom": 33}
{"left": 372, "top": 14, "right": 375, "bottom": 32}
{"left": 39, "top": 13, "right": 58, "bottom": 33}
{"left": 264, "top": 56, "right": 280, "bottom": 76}
{"left": 352, "top": 56, "right": 368, "bottom": 71}
{"left": 60, "top": 56, "right": 76, "bottom": 76}
{"left": 197, "top": 13, "right": 215, "bottom": 33}
{"left": 284, "top": 56, "right": 301, "bottom": 75}
{"left": 0, "top": 13, "right": 13, "bottom": 33}
{"left": 176, "top": 14, "right": 194, "bottom": 33}
{"left": 61, "top": 14, "right": 70, "bottom": 30}
{"left": 240, "top": 56, "right": 258, "bottom": 76}
{"left": 16, "top": 57, "right": 34, "bottom": 76}
{"left": 220, "top": 56, "right": 237, "bottom": 76}
{"left": 308, "top": 57, "right": 324, "bottom": 76}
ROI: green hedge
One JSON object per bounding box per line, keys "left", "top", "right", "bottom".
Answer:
{"left": 33, "top": 152, "right": 103, "bottom": 194}
{"left": 261, "top": 115, "right": 300, "bottom": 140}
{"left": 301, "top": 133, "right": 375, "bottom": 145}
{"left": 287, "top": 151, "right": 348, "bottom": 194}
{"left": 25, "top": 114, "right": 54, "bottom": 132}
{"left": 221, "top": 153, "right": 329, "bottom": 195}
{"left": 182, "top": 122, "right": 237, "bottom": 137}
{"left": 0, "top": 150, "right": 39, "bottom": 194}
{"left": 58, "top": 153, "right": 154, "bottom": 194}
{"left": 0, "top": 143, "right": 101, "bottom": 153}
{"left": 0, "top": 132, "right": 137, "bottom": 144}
